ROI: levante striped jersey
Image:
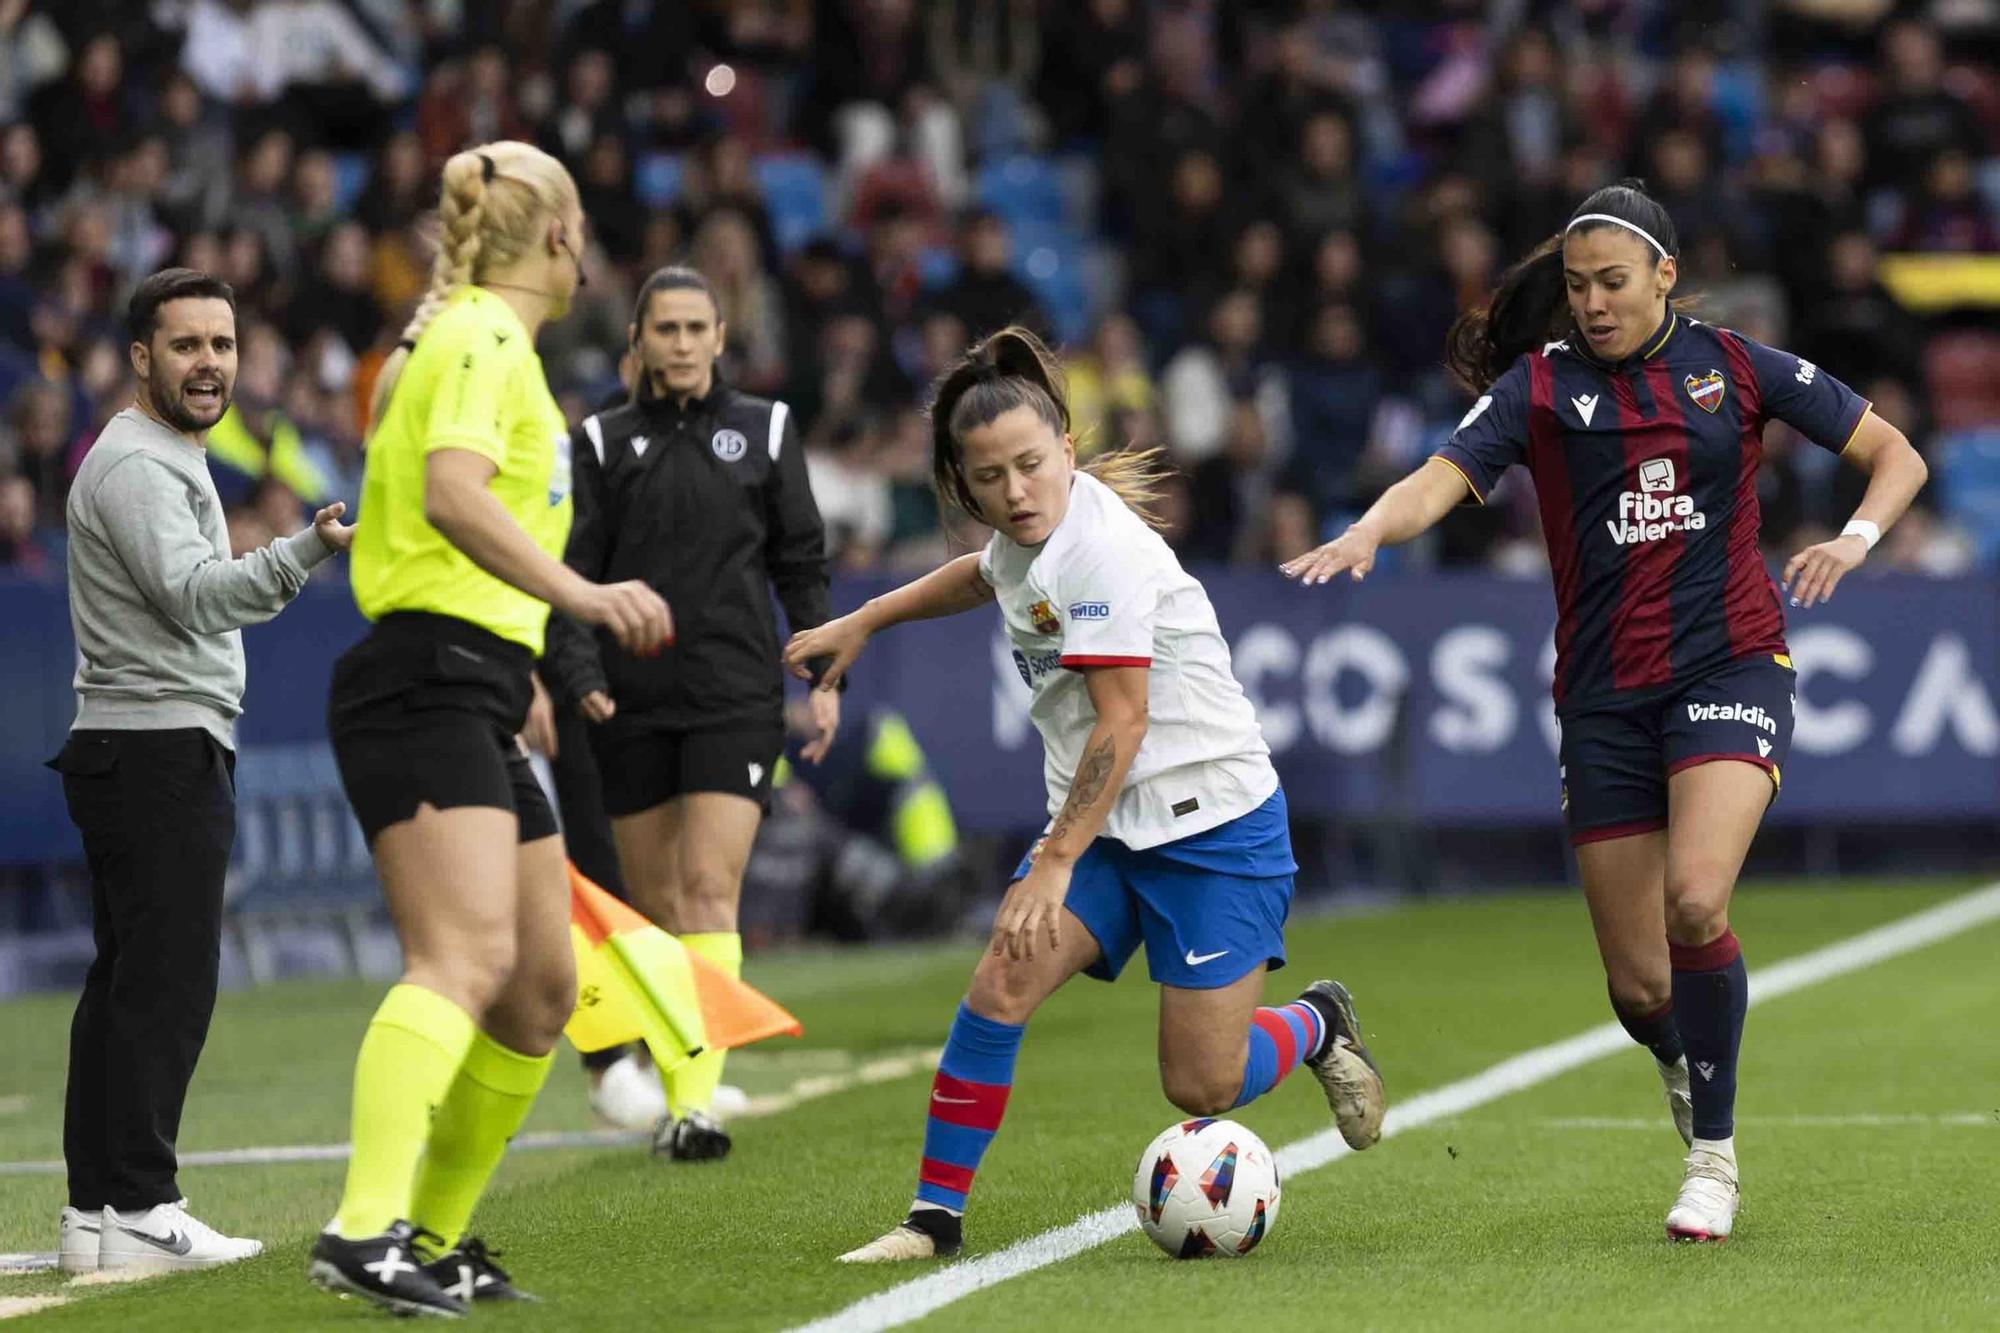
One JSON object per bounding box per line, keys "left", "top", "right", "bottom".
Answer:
{"left": 1434, "top": 313, "right": 1869, "bottom": 713}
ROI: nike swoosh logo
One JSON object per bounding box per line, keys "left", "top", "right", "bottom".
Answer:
{"left": 119, "top": 1225, "right": 193, "bottom": 1256}
{"left": 1184, "top": 949, "right": 1229, "bottom": 966}
{"left": 931, "top": 1092, "right": 977, "bottom": 1105}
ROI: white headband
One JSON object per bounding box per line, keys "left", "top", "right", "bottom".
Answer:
{"left": 1565, "top": 213, "right": 1670, "bottom": 259}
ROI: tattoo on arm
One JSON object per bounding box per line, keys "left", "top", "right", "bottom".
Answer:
{"left": 1049, "top": 732, "right": 1117, "bottom": 844}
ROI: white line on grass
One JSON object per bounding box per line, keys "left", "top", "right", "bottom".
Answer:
{"left": 789, "top": 881, "right": 2000, "bottom": 1333}
{"left": 0, "top": 1296, "right": 68, "bottom": 1319}
{"left": 1546, "top": 1113, "right": 1996, "bottom": 1130}
{"left": 0, "top": 1047, "right": 941, "bottom": 1179}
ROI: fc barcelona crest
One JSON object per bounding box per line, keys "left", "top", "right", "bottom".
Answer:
{"left": 1028, "top": 599, "right": 1060, "bottom": 634}
{"left": 1684, "top": 370, "right": 1726, "bottom": 413}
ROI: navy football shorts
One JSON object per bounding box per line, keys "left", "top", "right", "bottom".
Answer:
{"left": 1558, "top": 653, "right": 1796, "bottom": 846}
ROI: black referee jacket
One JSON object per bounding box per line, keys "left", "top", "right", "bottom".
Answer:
{"left": 542, "top": 378, "right": 832, "bottom": 731}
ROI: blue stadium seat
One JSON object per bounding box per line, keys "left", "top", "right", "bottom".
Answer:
{"left": 637, "top": 152, "right": 685, "bottom": 208}
{"left": 227, "top": 742, "right": 378, "bottom": 979}
{"left": 331, "top": 152, "right": 371, "bottom": 214}
{"left": 976, "top": 155, "right": 1064, "bottom": 226}
{"left": 755, "top": 153, "right": 828, "bottom": 253}
{"left": 1937, "top": 428, "right": 2000, "bottom": 564}
{"left": 918, "top": 245, "right": 960, "bottom": 291}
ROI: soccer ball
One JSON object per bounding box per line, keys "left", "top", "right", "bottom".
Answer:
{"left": 1132, "top": 1117, "right": 1281, "bottom": 1258}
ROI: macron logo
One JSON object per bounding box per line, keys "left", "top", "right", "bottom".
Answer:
{"left": 1571, "top": 393, "right": 1599, "bottom": 426}
{"left": 1757, "top": 737, "right": 1773, "bottom": 758}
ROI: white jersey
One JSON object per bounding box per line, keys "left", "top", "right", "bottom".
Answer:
{"left": 980, "top": 470, "right": 1276, "bottom": 849}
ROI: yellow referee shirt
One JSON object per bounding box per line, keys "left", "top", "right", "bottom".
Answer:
{"left": 351, "top": 286, "right": 573, "bottom": 654}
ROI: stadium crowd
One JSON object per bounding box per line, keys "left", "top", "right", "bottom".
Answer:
{"left": 0, "top": 0, "right": 1994, "bottom": 582}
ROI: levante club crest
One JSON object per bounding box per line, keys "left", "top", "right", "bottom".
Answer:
{"left": 1685, "top": 370, "right": 1726, "bottom": 413}
{"left": 1029, "top": 599, "right": 1060, "bottom": 634}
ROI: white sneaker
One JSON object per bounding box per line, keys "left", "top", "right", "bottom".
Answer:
{"left": 1665, "top": 1139, "right": 1739, "bottom": 1242}
{"left": 1657, "top": 1056, "right": 1694, "bottom": 1147}
{"left": 58, "top": 1206, "right": 100, "bottom": 1274}
{"left": 98, "top": 1200, "right": 263, "bottom": 1272}
{"left": 589, "top": 1052, "right": 667, "bottom": 1132}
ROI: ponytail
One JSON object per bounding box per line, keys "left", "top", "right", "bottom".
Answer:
{"left": 1444, "top": 177, "right": 1682, "bottom": 394}
{"left": 367, "top": 141, "right": 580, "bottom": 437}
{"left": 1444, "top": 235, "right": 1567, "bottom": 394}
{"left": 928, "top": 324, "right": 1171, "bottom": 530}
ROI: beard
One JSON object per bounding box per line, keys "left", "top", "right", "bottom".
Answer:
{"left": 149, "top": 370, "right": 231, "bottom": 433}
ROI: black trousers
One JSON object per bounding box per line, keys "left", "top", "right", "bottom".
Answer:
{"left": 50, "top": 729, "right": 236, "bottom": 1211}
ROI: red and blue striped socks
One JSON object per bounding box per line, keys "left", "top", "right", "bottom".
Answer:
{"left": 1232, "top": 999, "right": 1327, "bottom": 1108}
{"left": 915, "top": 1003, "right": 1023, "bottom": 1214}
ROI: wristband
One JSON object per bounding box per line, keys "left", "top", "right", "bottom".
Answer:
{"left": 1840, "top": 519, "right": 1880, "bottom": 551}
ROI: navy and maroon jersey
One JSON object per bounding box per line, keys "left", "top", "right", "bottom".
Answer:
{"left": 1434, "top": 312, "right": 1869, "bottom": 714}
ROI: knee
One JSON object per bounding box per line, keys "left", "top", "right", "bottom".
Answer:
{"left": 412, "top": 933, "right": 516, "bottom": 1016}
{"left": 1160, "top": 1063, "right": 1239, "bottom": 1119}
{"left": 965, "top": 956, "right": 1041, "bottom": 1026}
{"left": 667, "top": 865, "right": 740, "bottom": 933}
{"left": 1607, "top": 974, "right": 1672, "bottom": 1017}
{"left": 485, "top": 952, "right": 576, "bottom": 1054}
{"left": 1664, "top": 875, "right": 1731, "bottom": 946}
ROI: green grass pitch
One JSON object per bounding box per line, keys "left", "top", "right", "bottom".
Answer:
{"left": 2, "top": 879, "right": 1996, "bottom": 1330}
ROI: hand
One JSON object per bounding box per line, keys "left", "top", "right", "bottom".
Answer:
{"left": 521, "top": 673, "right": 558, "bottom": 757}
{"left": 783, "top": 612, "right": 871, "bottom": 689}
{"left": 990, "top": 856, "right": 1071, "bottom": 961}
{"left": 799, "top": 685, "right": 841, "bottom": 764}
{"left": 1280, "top": 525, "right": 1380, "bottom": 585}
{"left": 579, "top": 690, "right": 616, "bottom": 724}
{"left": 1782, "top": 534, "right": 1868, "bottom": 609}
{"left": 313, "top": 501, "right": 355, "bottom": 552}
{"left": 570, "top": 579, "right": 672, "bottom": 656}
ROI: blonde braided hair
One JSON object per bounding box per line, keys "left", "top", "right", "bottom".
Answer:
{"left": 367, "top": 140, "right": 580, "bottom": 436}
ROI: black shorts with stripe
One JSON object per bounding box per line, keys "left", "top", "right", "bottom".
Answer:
{"left": 1559, "top": 653, "right": 1795, "bottom": 846}
{"left": 587, "top": 721, "right": 784, "bottom": 819}
{"left": 328, "top": 611, "right": 559, "bottom": 844}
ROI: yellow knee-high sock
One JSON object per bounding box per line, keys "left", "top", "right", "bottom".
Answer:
{"left": 408, "top": 1031, "right": 554, "bottom": 1249}
{"left": 666, "top": 931, "right": 742, "bottom": 1116}
{"left": 332, "top": 984, "right": 477, "bottom": 1239}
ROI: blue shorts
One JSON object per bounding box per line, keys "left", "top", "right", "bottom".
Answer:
{"left": 1010, "top": 788, "right": 1297, "bottom": 990}
{"left": 1559, "top": 653, "right": 1795, "bottom": 846}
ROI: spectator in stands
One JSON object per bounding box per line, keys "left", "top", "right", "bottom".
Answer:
{"left": 156, "top": 69, "right": 233, "bottom": 234}
{"left": 1161, "top": 288, "right": 1287, "bottom": 464}
{"left": 287, "top": 222, "right": 381, "bottom": 356}
{"left": 0, "top": 471, "right": 41, "bottom": 571}
{"left": 934, "top": 210, "right": 1046, "bottom": 342}
{"left": 9, "top": 377, "right": 70, "bottom": 526}
{"left": 1888, "top": 149, "right": 1998, "bottom": 253}
{"left": 693, "top": 207, "right": 788, "bottom": 393}
{"left": 1867, "top": 20, "right": 1985, "bottom": 194}
{"left": 541, "top": 49, "right": 621, "bottom": 168}
{"left": 1128, "top": 147, "right": 1230, "bottom": 350}
{"left": 1035, "top": 0, "right": 1146, "bottom": 149}
{"left": 1185, "top": 398, "right": 1282, "bottom": 567}
{"left": 355, "top": 129, "right": 427, "bottom": 234}
{"left": 26, "top": 30, "right": 126, "bottom": 195}
{"left": 1279, "top": 107, "right": 1367, "bottom": 248}
{"left": 1798, "top": 230, "right": 1924, "bottom": 389}
{"left": 1282, "top": 301, "right": 1385, "bottom": 521}
{"left": 0, "top": 0, "right": 67, "bottom": 125}
{"left": 415, "top": 44, "right": 531, "bottom": 169}
{"left": 1065, "top": 311, "right": 1154, "bottom": 460}
{"left": 577, "top": 133, "right": 645, "bottom": 264}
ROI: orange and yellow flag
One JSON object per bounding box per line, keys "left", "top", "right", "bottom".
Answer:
{"left": 565, "top": 865, "right": 801, "bottom": 1072}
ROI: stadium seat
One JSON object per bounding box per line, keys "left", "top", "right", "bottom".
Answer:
{"left": 226, "top": 742, "right": 378, "bottom": 981}
{"left": 331, "top": 152, "right": 371, "bottom": 214}
{"left": 1935, "top": 428, "right": 2000, "bottom": 564}
{"left": 637, "top": 152, "right": 685, "bottom": 208}
{"left": 756, "top": 153, "right": 829, "bottom": 254}
{"left": 975, "top": 154, "right": 1064, "bottom": 227}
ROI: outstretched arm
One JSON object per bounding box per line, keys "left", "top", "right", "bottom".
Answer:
{"left": 1280, "top": 457, "right": 1473, "bottom": 585}
{"left": 783, "top": 552, "right": 994, "bottom": 688}
{"left": 1783, "top": 409, "right": 1929, "bottom": 608}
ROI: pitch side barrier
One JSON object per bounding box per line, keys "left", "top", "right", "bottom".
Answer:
{"left": 0, "top": 571, "right": 1994, "bottom": 866}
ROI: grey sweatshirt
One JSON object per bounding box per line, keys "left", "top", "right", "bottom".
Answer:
{"left": 63, "top": 407, "right": 335, "bottom": 749}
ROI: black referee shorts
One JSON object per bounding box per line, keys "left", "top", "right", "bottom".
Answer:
{"left": 588, "top": 720, "right": 784, "bottom": 818}
{"left": 328, "top": 612, "right": 559, "bottom": 844}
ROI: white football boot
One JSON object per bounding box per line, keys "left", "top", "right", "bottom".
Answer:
{"left": 99, "top": 1199, "right": 263, "bottom": 1272}
{"left": 1665, "top": 1139, "right": 1739, "bottom": 1242}
{"left": 1657, "top": 1055, "right": 1695, "bottom": 1147}
{"left": 57, "top": 1206, "right": 100, "bottom": 1274}
{"left": 838, "top": 1209, "right": 962, "bottom": 1263}
{"left": 588, "top": 1051, "right": 667, "bottom": 1133}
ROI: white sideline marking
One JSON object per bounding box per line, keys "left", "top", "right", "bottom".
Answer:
{"left": 790, "top": 881, "right": 2000, "bottom": 1333}
{"left": 1548, "top": 1113, "right": 1995, "bottom": 1130}
{"left": 0, "top": 1047, "right": 941, "bottom": 1178}
{"left": 0, "top": 1097, "right": 26, "bottom": 1116}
